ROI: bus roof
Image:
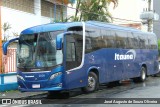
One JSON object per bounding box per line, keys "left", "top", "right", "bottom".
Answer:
{"left": 86, "top": 21, "right": 153, "bottom": 35}
{"left": 20, "top": 22, "right": 83, "bottom": 35}
{"left": 20, "top": 21, "right": 154, "bottom": 35}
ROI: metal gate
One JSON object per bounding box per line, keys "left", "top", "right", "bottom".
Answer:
{"left": 3, "top": 48, "right": 17, "bottom": 73}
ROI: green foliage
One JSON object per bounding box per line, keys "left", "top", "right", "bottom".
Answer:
{"left": 2, "top": 22, "right": 11, "bottom": 32}
{"left": 52, "top": 17, "right": 70, "bottom": 23}
{"left": 12, "top": 32, "right": 19, "bottom": 37}
{"left": 70, "top": 0, "right": 118, "bottom": 22}
{"left": 158, "top": 39, "right": 160, "bottom": 50}
{"left": 2, "top": 22, "right": 12, "bottom": 41}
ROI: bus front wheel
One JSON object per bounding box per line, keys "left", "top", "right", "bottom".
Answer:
{"left": 82, "top": 72, "right": 99, "bottom": 93}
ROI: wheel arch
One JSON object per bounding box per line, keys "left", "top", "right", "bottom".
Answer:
{"left": 141, "top": 64, "right": 148, "bottom": 75}
{"left": 87, "top": 66, "right": 99, "bottom": 82}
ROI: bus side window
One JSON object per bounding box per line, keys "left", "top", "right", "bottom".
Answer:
{"left": 148, "top": 35, "right": 151, "bottom": 49}
{"left": 86, "top": 26, "right": 102, "bottom": 51}
{"left": 143, "top": 34, "right": 149, "bottom": 49}
{"left": 149, "top": 34, "right": 157, "bottom": 49}
{"left": 85, "top": 37, "right": 92, "bottom": 53}
{"left": 127, "top": 32, "right": 134, "bottom": 49}
{"left": 133, "top": 33, "right": 139, "bottom": 49}
{"left": 100, "top": 29, "right": 107, "bottom": 48}
{"left": 109, "top": 30, "right": 116, "bottom": 48}
{"left": 115, "top": 31, "right": 127, "bottom": 48}
{"left": 139, "top": 34, "right": 145, "bottom": 49}
{"left": 66, "top": 42, "right": 76, "bottom": 62}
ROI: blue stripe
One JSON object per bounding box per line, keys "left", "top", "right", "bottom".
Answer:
{"left": 0, "top": 83, "right": 18, "bottom": 92}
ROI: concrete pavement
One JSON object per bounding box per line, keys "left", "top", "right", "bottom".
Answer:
{"left": 0, "top": 90, "right": 47, "bottom": 98}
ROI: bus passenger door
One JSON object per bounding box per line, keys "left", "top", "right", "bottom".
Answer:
{"left": 64, "top": 33, "right": 83, "bottom": 89}
{"left": 65, "top": 34, "right": 83, "bottom": 70}
{"left": 65, "top": 36, "right": 77, "bottom": 70}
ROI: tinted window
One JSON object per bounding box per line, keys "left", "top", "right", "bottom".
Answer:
{"left": 104, "top": 30, "right": 116, "bottom": 48}
{"left": 142, "top": 34, "right": 149, "bottom": 49}
{"left": 132, "top": 33, "right": 139, "bottom": 49}
{"left": 115, "top": 31, "right": 128, "bottom": 48}
{"left": 138, "top": 34, "right": 145, "bottom": 49}
{"left": 107, "top": 30, "right": 116, "bottom": 48}
{"left": 148, "top": 34, "right": 157, "bottom": 49}
{"left": 127, "top": 32, "right": 134, "bottom": 49}
{"left": 85, "top": 26, "right": 117, "bottom": 53}
{"left": 85, "top": 25, "right": 102, "bottom": 53}
{"left": 66, "top": 27, "right": 83, "bottom": 70}
{"left": 85, "top": 25, "right": 157, "bottom": 51}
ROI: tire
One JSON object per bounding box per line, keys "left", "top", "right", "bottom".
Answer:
{"left": 133, "top": 66, "right": 147, "bottom": 82}
{"left": 82, "top": 72, "right": 99, "bottom": 93}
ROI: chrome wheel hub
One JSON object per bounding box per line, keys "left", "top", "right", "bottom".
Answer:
{"left": 88, "top": 76, "right": 95, "bottom": 88}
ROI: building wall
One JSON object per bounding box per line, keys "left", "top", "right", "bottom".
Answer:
{"left": 1, "top": 0, "right": 67, "bottom": 40}
{"left": 108, "top": 0, "right": 150, "bottom": 31}
{"left": 153, "top": 0, "right": 160, "bottom": 39}
{"left": 2, "top": 0, "right": 34, "bottom": 14}
{"left": 1, "top": 7, "right": 51, "bottom": 39}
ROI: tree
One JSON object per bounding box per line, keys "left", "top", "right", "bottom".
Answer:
{"left": 2, "top": 22, "right": 11, "bottom": 41}
{"left": 71, "top": 0, "right": 118, "bottom": 22}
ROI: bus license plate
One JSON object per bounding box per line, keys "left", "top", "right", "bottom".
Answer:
{"left": 32, "top": 84, "right": 40, "bottom": 88}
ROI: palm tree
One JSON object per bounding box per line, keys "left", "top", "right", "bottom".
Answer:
{"left": 2, "top": 22, "right": 11, "bottom": 32}
{"left": 2, "top": 22, "right": 11, "bottom": 41}
{"left": 72, "top": 0, "right": 118, "bottom": 22}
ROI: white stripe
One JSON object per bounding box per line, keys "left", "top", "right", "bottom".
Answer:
{"left": 0, "top": 105, "right": 9, "bottom": 107}
{"left": 66, "top": 22, "right": 86, "bottom": 72}
{"left": 10, "top": 105, "right": 30, "bottom": 107}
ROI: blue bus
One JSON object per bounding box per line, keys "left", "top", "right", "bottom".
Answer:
{"left": 3, "top": 21, "right": 159, "bottom": 94}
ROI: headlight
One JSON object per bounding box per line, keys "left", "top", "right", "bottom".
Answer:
{"left": 17, "top": 75, "right": 25, "bottom": 81}
{"left": 50, "top": 72, "right": 62, "bottom": 80}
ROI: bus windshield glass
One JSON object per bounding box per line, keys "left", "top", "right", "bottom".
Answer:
{"left": 17, "top": 31, "right": 63, "bottom": 68}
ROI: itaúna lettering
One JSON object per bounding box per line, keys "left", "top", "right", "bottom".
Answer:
{"left": 114, "top": 49, "right": 136, "bottom": 61}
{"left": 115, "top": 53, "right": 133, "bottom": 60}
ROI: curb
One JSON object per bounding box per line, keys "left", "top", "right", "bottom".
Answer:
{"left": 0, "top": 73, "right": 18, "bottom": 92}
{"left": 0, "top": 83, "right": 18, "bottom": 92}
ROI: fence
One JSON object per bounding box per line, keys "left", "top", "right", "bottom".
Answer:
{"left": 3, "top": 48, "right": 17, "bottom": 73}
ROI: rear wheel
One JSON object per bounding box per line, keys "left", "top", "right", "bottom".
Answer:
{"left": 133, "top": 66, "right": 147, "bottom": 82}
{"left": 82, "top": 72, "right": 99, "bottom": 93}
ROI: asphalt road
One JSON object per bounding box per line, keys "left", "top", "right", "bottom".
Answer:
{"left": 2, "top": 75, "right": 160, "bottom": 107}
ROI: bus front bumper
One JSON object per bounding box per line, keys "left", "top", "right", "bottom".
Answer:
{"left": 18, "top": 86, "right": 63, "bottom": 92}
{"left": 17, "top": 76, "right": 64, "bottom": 92}
{"left": 18, "top": 81, "right": 63, "bottom": 92}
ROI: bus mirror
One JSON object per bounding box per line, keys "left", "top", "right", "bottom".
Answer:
{"left": 56, "top": 32, "right": 73, "bottom": 50}
{"left": 3, "top": 38, "right": 19, "bottom": 55}
{"left": 56, "top": 34, "right": 63, "bottom": 50}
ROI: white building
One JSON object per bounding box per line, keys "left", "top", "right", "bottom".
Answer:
{"left": 109, "top": 0, "right": 151, "bottom": 31}
{"left": 153, "top": 0, "right": 160, "bottom": 38}
{"left": 1, "top": 0, "right": 70, "bottom": 40}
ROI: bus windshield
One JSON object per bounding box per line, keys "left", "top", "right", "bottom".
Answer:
{"left": 17, "top": 31, "right": 63, "bottom": 68}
